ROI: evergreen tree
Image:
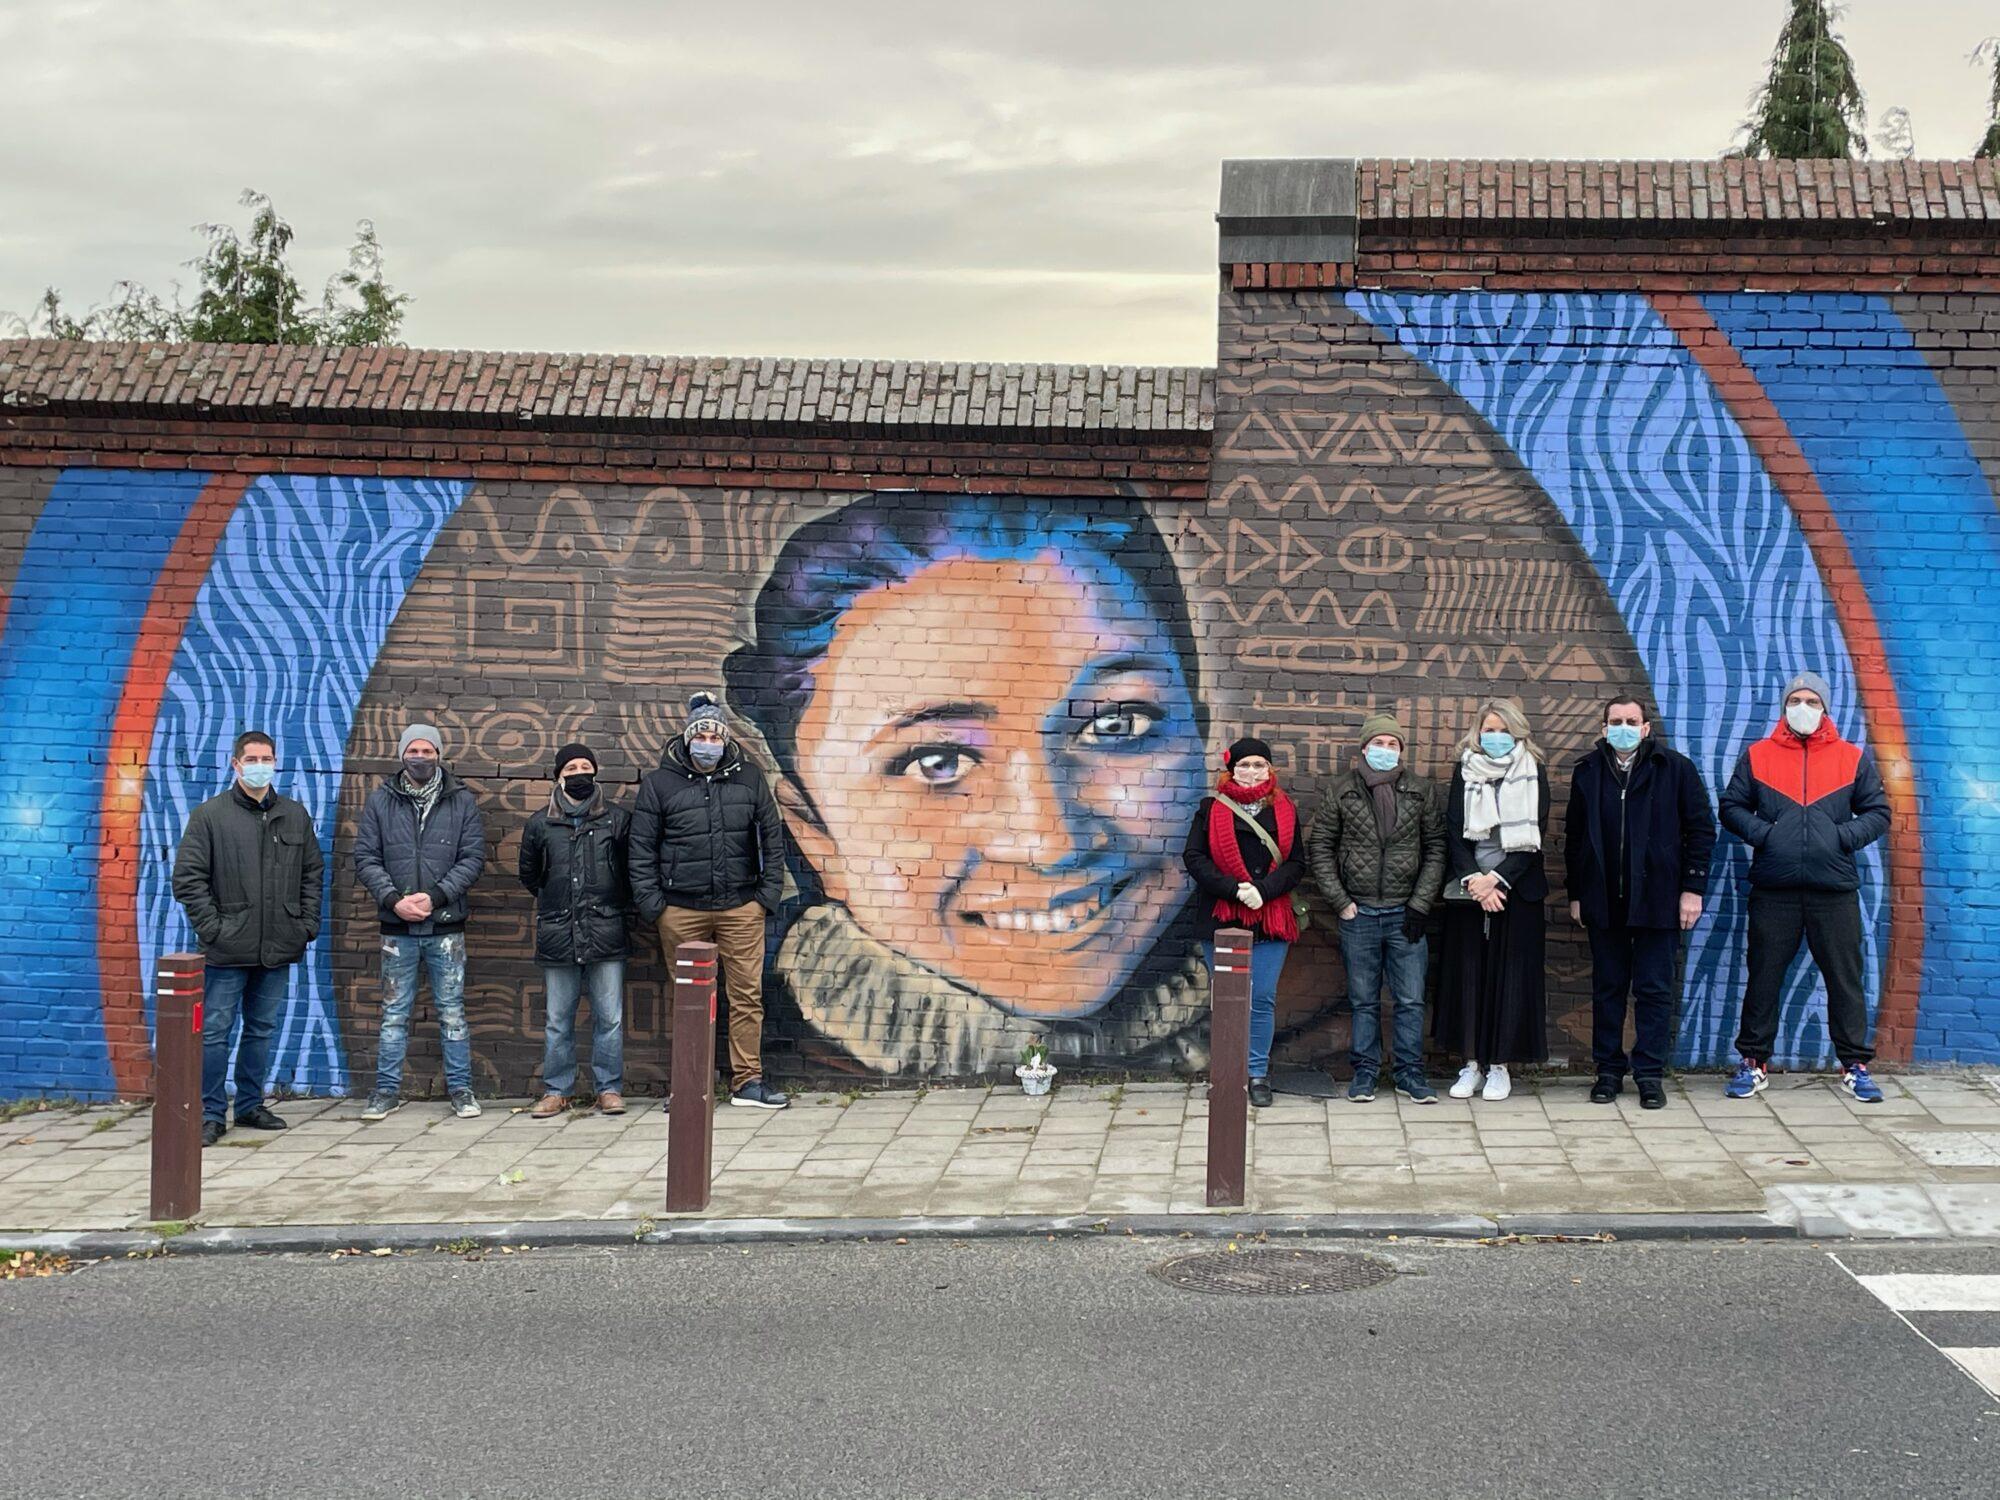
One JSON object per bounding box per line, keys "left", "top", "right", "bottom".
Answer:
{"left": 1732, "top": 0, "right": 1868, "bottom": 159}
{"left": 1975, "top": 39, "right": 2000, "bottom": 158}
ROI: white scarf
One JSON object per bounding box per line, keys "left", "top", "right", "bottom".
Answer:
{"left": 1460, "top": 744, "right": 1540, "bottom": 853}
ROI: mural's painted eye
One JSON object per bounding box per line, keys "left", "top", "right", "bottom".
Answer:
{"left": 888, "top": 745, "right": 978, "bottom": 787}
{"left": 1079, "top": 704, "right": 1161, "bottom": 747}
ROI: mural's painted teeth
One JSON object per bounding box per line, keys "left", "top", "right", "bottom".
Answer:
{"left": 984, "top": 892, "right": 1106, "bottom": 932}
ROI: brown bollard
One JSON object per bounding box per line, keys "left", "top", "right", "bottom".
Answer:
{"left": 150, "top": 953, "right": 205, "bottom": 1221}
{"left": 1206, "top": 926, "right": 1252, "bottom": 1208}
{"left": 665, "top": 940, "right": 718, "bottom": 1213}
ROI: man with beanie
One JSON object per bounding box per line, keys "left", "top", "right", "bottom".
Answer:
{"left": 1719, "top": 671, "right": 1890, "bottom": 1102}
{"left": 1306, "top": 713, "right": 1446, "bottom": 1103}
{"left": 631, "top": 692, "right": 789, "bottom": 1109}
{"left": 520, "top": 743, "right": 631, "bottom": 1117}
{"left": 353, "top": 722, "right": 488, "bottom": 1120}
{"left": 1564, "top": 696, "right": 1716, "bottom": 1110}
{"left": 171, "top": 730, "right": 323, "bottom": 1147}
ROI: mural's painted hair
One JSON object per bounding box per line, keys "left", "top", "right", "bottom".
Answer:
{"left": 723, "top": 491, "right": 1207, "bottom": 809}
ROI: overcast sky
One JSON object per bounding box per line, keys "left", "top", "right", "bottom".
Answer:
{"left": 4, "top": 1, "right": 1996, "bottom": 366}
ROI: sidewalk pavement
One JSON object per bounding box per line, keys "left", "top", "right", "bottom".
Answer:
{"left": 5, "top": 1070, "right": 2000, "bottom": 1244}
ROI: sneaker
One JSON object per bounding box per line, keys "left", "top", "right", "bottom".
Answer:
{"left": 730, "top": 1079, "right": 790, "bottom": 1110}
{"left": 1394, "top": 1071, "right": 1438, "bottom": 1105}
{"left": 1589, "top": 1076, "right": 1622, "bottom": 1105}
{"left": 359, "top": 1093, "right": 401, "bottom": 1122}
{"left": 201, "top": 1118, "right": 225, "bottom": 1148}
{"left": 1637, "top": 1078, "right": 1668, "bottom": 1111}
{"left": 1346, "top": 1070, "right": 1378, "bottom": 1103}
{"left": 449, "top": 1089, "right": 482, "bottom": 1119}
{"left": 1842, "top": 1064, "right": 1884, "bottom": 1104}
{"left": 1481, "top": 1064, "right": 1512, "bottom": 1101}
{"left": 1725, "top": 1059, "right": 1768, "bottom": 1099}
{"left": 1449, "top": 1063, "right": 1485, "bottom": 1100}
{"left": 233, "top": 1104, "right": 288, "bottom": 1131}
{"left": 1247, "top": 1079, "right": 1274, "bottom": 1109}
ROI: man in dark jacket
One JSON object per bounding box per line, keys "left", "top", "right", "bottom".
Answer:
{"left": 520, "top": 742, "right": 631, "bottom": 1118}
{"left": 352, "top": 722, "right": 488, "bottom": 1121}
{"left": 1564, "top": 696, "right": 1716, "bottom": 1110}
{"left": 171, "top": 730, "right": 324, "bottom": 1146}
{"left": 1719, "top": 671, "right": 1891, "bottom": 1103}
{"left": 631, "top": 692, "right": 788, "bottom": 1109}
{"left": 1306, "top": 713, "right": 1446, "bottom": 1104}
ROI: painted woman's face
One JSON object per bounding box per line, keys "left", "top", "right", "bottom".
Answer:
{"left": 788, "top": 551, "right": 1206, "bottom": 1018}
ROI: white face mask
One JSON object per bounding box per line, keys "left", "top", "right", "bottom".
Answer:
{"left": 1785, "top": 702, "right": 1824, "bottom": 737}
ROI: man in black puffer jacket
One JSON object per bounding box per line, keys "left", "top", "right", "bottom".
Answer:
{"left": 520, "top": 742, "right": 632, "bottom": 1118}
{"left": 631, "top": 693, "right": 788, "bottom": 1109}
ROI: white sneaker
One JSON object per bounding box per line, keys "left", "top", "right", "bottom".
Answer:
{"left": 1449, "top": 1063, "right": 1485, "bottom": 1099}
{"left": 1482, "top": 1064, "right": 1512, "bottom": 1101}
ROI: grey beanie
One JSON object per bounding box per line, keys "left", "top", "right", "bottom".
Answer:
{"left": 1783, "top": 671, "right": 1833, "bottom": 708}
{"left": 683, "top": 692, "right": 728, "bottom": 742}
{"left": 397, "top": 722, "right": 443, "bottom": 758}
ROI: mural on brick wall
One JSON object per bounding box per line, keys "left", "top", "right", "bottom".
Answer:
{"left": 0, "top": 291, "right": 1996, "bottom": 1099}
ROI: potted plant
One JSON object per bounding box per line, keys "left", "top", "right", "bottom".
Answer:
{"left": 1015, "top": 1039, "right": 1057, "bottom": 1097}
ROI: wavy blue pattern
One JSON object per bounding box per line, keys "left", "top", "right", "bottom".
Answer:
{"left": 1346, "top": 291, "right": 1885, "bottom": 1066}
{"left": 137, "top": 475, "right": 468, "bottom": 1098}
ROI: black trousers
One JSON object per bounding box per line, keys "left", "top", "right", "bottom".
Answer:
{"left": 1735, "top": 888, "right": 1873, "bottom": 1067}
{"left": 1588, "top": 923, "right": 1681, "bottom": 1081}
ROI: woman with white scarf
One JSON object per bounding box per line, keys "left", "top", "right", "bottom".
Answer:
{"left": 1436, "top": 699, "right": 1550, "bottom": 1100}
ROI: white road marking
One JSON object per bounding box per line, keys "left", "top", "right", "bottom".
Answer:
{"left": 1939, "top": 1347, "right": 2000, "bottom": 1392}
{"left": 1852, "top": 1274, "right": 2000, "bottom": 1312}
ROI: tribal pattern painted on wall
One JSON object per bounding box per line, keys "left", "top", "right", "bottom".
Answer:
{"left": 1, "top": 292, "right": 1996, "bottom": 1098}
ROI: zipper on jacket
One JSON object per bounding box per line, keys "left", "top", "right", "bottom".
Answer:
{"left": 1617, "top": 776, "right": 1627, "bottom": 907}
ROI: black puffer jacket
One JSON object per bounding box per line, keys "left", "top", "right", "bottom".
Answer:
{"left": 353, "top": 768, "right": 488, "bottom": 934}
{"left": 629, "top": 739, "right": 784, "bottom": 920}
{"left": 171, "top": 784, "right": 324, "bottom": 968}
{"left": 519, "top": 791, "right": 633, "bottom": 965}
{"left": 1306, "top": 768, "right": 1447, "bottom": 914}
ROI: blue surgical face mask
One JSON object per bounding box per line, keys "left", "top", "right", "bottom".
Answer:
{"left": 689, "top": 740, "right": 725, "bottom": 771}
{"left": 1479, "top": 731, "right": 1516, "bottom": 760}
{"left": 1604, "top": 724, "right": 1643, "bottom": 753}
{"left": 239, "top": 762, "right": 276, "bottom": 790}
{"left": 1363, "top": 744, "right": 1401, "bottom": 773}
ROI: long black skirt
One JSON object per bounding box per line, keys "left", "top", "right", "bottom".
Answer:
{"left": 1434, "top": 899, "right": 1547, "bottom": 1066}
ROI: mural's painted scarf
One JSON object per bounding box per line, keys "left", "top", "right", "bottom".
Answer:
{"left": 1205, "top": 773, "right": 1300, "bottom": 942}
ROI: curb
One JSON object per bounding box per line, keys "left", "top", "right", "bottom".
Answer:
{"left": 0, "top": 1209, "right": 1803, "bottom": 1259}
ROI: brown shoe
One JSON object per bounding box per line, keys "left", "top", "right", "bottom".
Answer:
{"left": 530, "top": 1094, "right": 569, "bottom": 1120}
{"left": 597, "top": 1091, "right": 626, "bottom": 1115}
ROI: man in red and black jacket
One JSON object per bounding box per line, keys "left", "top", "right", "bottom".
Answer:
{"left": 1718, "top": 671, "right": 1890, "bottom": 1102}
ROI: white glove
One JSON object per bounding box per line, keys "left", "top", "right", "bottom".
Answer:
{"left": 1235, "top": 882, "right": 1264, "bottom": 910}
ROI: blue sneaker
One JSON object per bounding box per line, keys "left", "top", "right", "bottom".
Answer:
{"left": 1725, "top": 1059, "right": 1768, "bottom": 1099}
{"left": 1842, "top": 1064, "right": 1884, "bottom": 1104}
{"left": 1394, "top": 1071, "right": 1438, "bottom": 1105}
{"left": 1346, "top": 1070, "right": 1378, "bottom": 1103}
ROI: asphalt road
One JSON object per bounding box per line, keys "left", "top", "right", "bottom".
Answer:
{"left": 4, "top": 1235, "right": 1997, "bottom": 1498}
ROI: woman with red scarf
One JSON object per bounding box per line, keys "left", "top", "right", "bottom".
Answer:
{"left": 1182, "top": 737, "right": 1305, "bottom": 1108}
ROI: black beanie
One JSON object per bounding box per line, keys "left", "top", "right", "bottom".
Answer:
{"left": 1224, "top": 736, "right": 1275, "bottom": 769}
{"left": 552, "top": 742, "right": 597, "bottom": 779}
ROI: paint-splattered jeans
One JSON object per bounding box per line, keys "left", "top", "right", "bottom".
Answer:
{"left": 374, "top": 932, "right": 472, "bottom": 1098}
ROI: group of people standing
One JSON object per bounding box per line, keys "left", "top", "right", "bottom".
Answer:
{"left": 1181, "top": 672, "right": 1891, "bottom": 1111}
{"left": 171, "top": 693, "right": 791, "bottom": 1145}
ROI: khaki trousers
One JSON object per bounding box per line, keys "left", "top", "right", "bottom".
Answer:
{"left": 657, "top": 902, "right": 768, "bottom": 1089}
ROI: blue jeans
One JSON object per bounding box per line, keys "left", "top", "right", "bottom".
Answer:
{"left": 1339, "top": 907, "right": 1429, "bottom": 1078}
{"left": 539, "top": 959, "right": 625, "bottom": 1095}
{"left": 201, "top": 964, "right": 288, "bottom": 1125}
{"left": 374, "top": 932, "right": 472, "bottom": 1097}
{"left": 1209, "top": 937, "right": 1290, "bottom": 1081}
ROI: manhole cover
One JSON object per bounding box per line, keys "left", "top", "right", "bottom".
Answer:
{"left": 1150, "top": 1248, "right": 1397, "bottom": 1296}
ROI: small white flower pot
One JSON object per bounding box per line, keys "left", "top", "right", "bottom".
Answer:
{"left": 1015, "top": 1062, "right": 1057, "bottom": 1097}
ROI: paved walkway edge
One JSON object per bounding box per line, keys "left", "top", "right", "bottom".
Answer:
{"left": 0, "top": 1209, "right": 1814, "bottom": 1258}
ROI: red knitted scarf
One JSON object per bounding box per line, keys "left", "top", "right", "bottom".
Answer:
{"left": 1206, "top": 774, "right": 1298, "bottom": 942}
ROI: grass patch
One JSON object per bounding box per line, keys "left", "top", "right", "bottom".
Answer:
{"left": 0, "top": 1096, "right": 89, "bottom": 1123}
{"left": 149, "top": 1220, "right": 192, "bottom": 1239}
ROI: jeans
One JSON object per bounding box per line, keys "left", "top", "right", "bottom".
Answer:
{"left": 374, "top": 931, "right": 472, "bottom": 1097}
{"left": 1209, "top": 937, "right": 1289, "bottom": 1081}
{"left": 539, "top": 959, "right": 626, "bottom": 1096}
{"left": 1588, "top": 923, "right": 1681, "bottom": 1081}
{"left": 1736, "top": 888, "right": 1873, "bottom": 1067}
{"left": 1339, "top": 907, "right": 1428, "bottom": 1078}
{"left": 201, "top": 964, "right": 289, "bottom": 1125}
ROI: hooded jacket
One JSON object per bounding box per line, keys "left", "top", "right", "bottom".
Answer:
{"left": 1563, "top": 735, "right": 1716, "bottom": 929}
{"left": 171, "top": 783, "right": 324, "bottom": 968}
{"left": 353, "top": 767, "right": 488, "bottom": 934}
{"left": 518, "top": 790, "right": 633, "bottom": 965}
{"left": 629, "top": 739, "right": 784, "bottom": 919}
{"left": 1719, "top": 715, "right": 1889, "bottom": 893}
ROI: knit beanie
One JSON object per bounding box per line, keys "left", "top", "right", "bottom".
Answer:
{"left": 684, "top": 691, "right": 728, "bottom": 743}
{"left": 552, "top": 742, "right": 597, "bottom": 779}
{"left": 1223, "top": 736, "right": 1274, "bottom": 770}
{"left": 1358, "top": 713, "right": 1405, "bottom": 749}
{"left": 397, "top": 722, "right": 442, "bottom": 758}
{"left": 1784, "top": 670, "right": 1833, "bottom": 708}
